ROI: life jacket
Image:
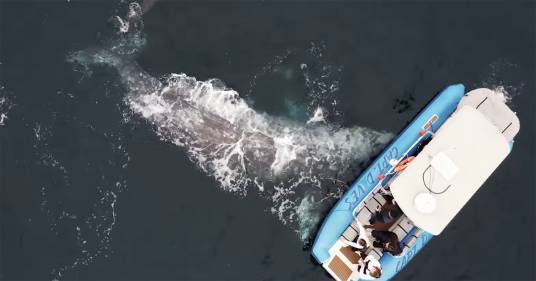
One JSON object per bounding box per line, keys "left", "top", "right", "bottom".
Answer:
{"left": 394, "top": 156, "right": 415, "bottom": 172}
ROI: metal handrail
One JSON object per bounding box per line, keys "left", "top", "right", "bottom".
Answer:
{"left": 351, "top": 130, "right": 434, "bottom": 218}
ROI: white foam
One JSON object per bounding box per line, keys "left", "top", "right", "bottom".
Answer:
{"left": 115, "top": 16, "right": 129, "bottom": 33}
{"left": 38, "top": 120, "right": 130, "bottom": 280}
{"left": 69, "top": 8, "right": 392, "bottom": 243}
{"left": 114, "top": 2, "right": 142, "bottom": 34}
{"left": 490, "top": 86, "right": 512, "bottom": 104}
{"left": 0, "top": 90, "right": 14, "bottom": 126}
{"left": 271, "top": 135, "right": 300, "bottom": 175}
{"left": 0, "top": 113, "right": 7, "bottom": 126}
{"left": 126, "top": 72, "right": 392, "bottom": 240}
{"left": 295, "top": 193, "right": 321, "bottom": 241}
{"left": 306, "top": 107, "right": 326, "bottom": 124}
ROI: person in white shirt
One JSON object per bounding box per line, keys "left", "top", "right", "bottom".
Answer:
{"left": 357, "top": 255, "right": 382, "bottom": 280}
{"left": 344, "top": 221, "right": 373, "bottom": 250}
{"left": 343, "top": 220, "right": 382, "bottom": 279}
{"left": 344, "top": 237, "right": 368, "bottom": 250}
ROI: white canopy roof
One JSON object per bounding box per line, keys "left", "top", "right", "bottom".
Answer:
{"left": 390, "top": 106, "right": 510, "bottom": 235}
{"left": 457, "top": 88, "right": 520, "bottom": 141}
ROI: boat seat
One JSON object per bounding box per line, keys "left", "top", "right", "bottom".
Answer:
{"left": 400, "top": 229, "right": 424, "bottom": 255}
{"left": 413, "top": 229, "right": 423, "bottom": 238}
{"left": 350, "top": 218, "right": 362, "bottom": 230}
{"left": 367, "top": 248, "right": 382, "bottom": 261}
{"left": 400, "top": 235, "right": 417, "bottom": 255}
{"left": 391, "top": 224, "right": 408, "bottom": 242}
{"left": 364, "top": 196, "right": 382, "bottom": 215}
{"left": 342, "top": 224, "right": 359, "bottom": 241}
{"left": 404, "top": 236, "right": 418, "bottom": 248}
{"left": 372, "top": 192, "right": 386, "bottom": 205}
{"left": 387, "top": 214, "right": 411, "bottom": 241}
{"left": 398, "top": 216, "right": 414, "bottom": 233}
{"left": 355, "top": 207, "right": 372, "bottom": 225}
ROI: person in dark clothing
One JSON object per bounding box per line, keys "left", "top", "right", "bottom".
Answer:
{"left": 371, "top": 230, "right": 402, "bottom": 256}
{"left": 369, "top": 205, "right": 402, "bottom": 225}
{"left": 369, "top": 195, "right": 402, "bottom": 225}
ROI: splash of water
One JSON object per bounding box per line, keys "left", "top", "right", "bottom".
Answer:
{"left": 67, "top": 1, "right": 392, "bottom": 250}
{"left": 301, "top": 42, "right": 343, "bottom": 124}
{"left": 127, "top": 73, "right": 391, "bottom": 192}
{"left": 124, "top": 71, "right": 392, "bottom": 241}
{"left": 34, "top": 108, "right": 130, "bottom": 280}
{"left": 0, "top": 85, "right": 14, "bottom": 126}
{"left": 295, "top": 193, "right": 322, "bottom": 241}
{"left": 479, "top": 59, "right": 524, "bottom": 105}
{"left": 247, "top": 42, "right": 343, "bottom": 124}
{"left": 307, "top": 107, "right": 327, "bottom": 124}
{"left": 29, "top": 52, "right": 133, "bottom": 281}
{"left": 114, "top": 2, "right": 143, "bottom": 34}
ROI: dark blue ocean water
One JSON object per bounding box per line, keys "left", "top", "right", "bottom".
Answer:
{"left": 1, "top": 1, "right": 534, "bottom": 280}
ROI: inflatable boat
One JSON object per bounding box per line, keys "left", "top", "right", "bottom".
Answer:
{"left": 311, "top": 84, "right": 520, "bottom": 281}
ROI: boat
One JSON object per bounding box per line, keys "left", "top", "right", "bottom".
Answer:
{"left": 311, "top": 84, "right": 520, "bottom": 281}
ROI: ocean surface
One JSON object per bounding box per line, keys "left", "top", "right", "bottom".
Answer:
{"left": 0, "top": 1, "right": 534, "bottom": 280}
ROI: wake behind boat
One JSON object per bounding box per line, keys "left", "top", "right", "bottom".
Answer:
{"left": 311, "top": 84, "right": 520, "bottom": 281}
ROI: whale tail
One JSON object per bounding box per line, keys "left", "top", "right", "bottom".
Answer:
{"left": 66, "top": 2, "right": 161, "bottom": 96}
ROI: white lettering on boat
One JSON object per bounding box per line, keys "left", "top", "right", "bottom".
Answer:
{"left": 344, "top": 146, "right": 398, "bottom": 210}
{"left": 395, "top": 233, "right": 432, "bottom": 272}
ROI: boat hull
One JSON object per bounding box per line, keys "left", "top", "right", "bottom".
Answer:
{"left": 311, "top": 84, "right": 466, "bottom": 278}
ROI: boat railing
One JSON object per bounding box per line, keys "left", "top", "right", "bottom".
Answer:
{"left": 352, "top": 130, "right": 435, "bottom": 219}
{"left": 379, "top": 130, "right": 435, "bottom": 187}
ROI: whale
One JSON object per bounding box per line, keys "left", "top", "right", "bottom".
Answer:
{"left": 67, "top": 5, "right": 392, "bottom": 240}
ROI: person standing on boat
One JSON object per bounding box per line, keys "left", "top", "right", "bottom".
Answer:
{"left": 370, "top": 230, "right": 402, "bottom": 256}
{"left": 369, "top": 195, "right": 402, "bottom": 225}
{"left": 357, "top": 254, "right": 382, "bottom": 280}
{"left": 344, "top": 221, "right": 373, "bottom": 250}
{"left": 344, "top": 238, "right": 368, "bottom": 251}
